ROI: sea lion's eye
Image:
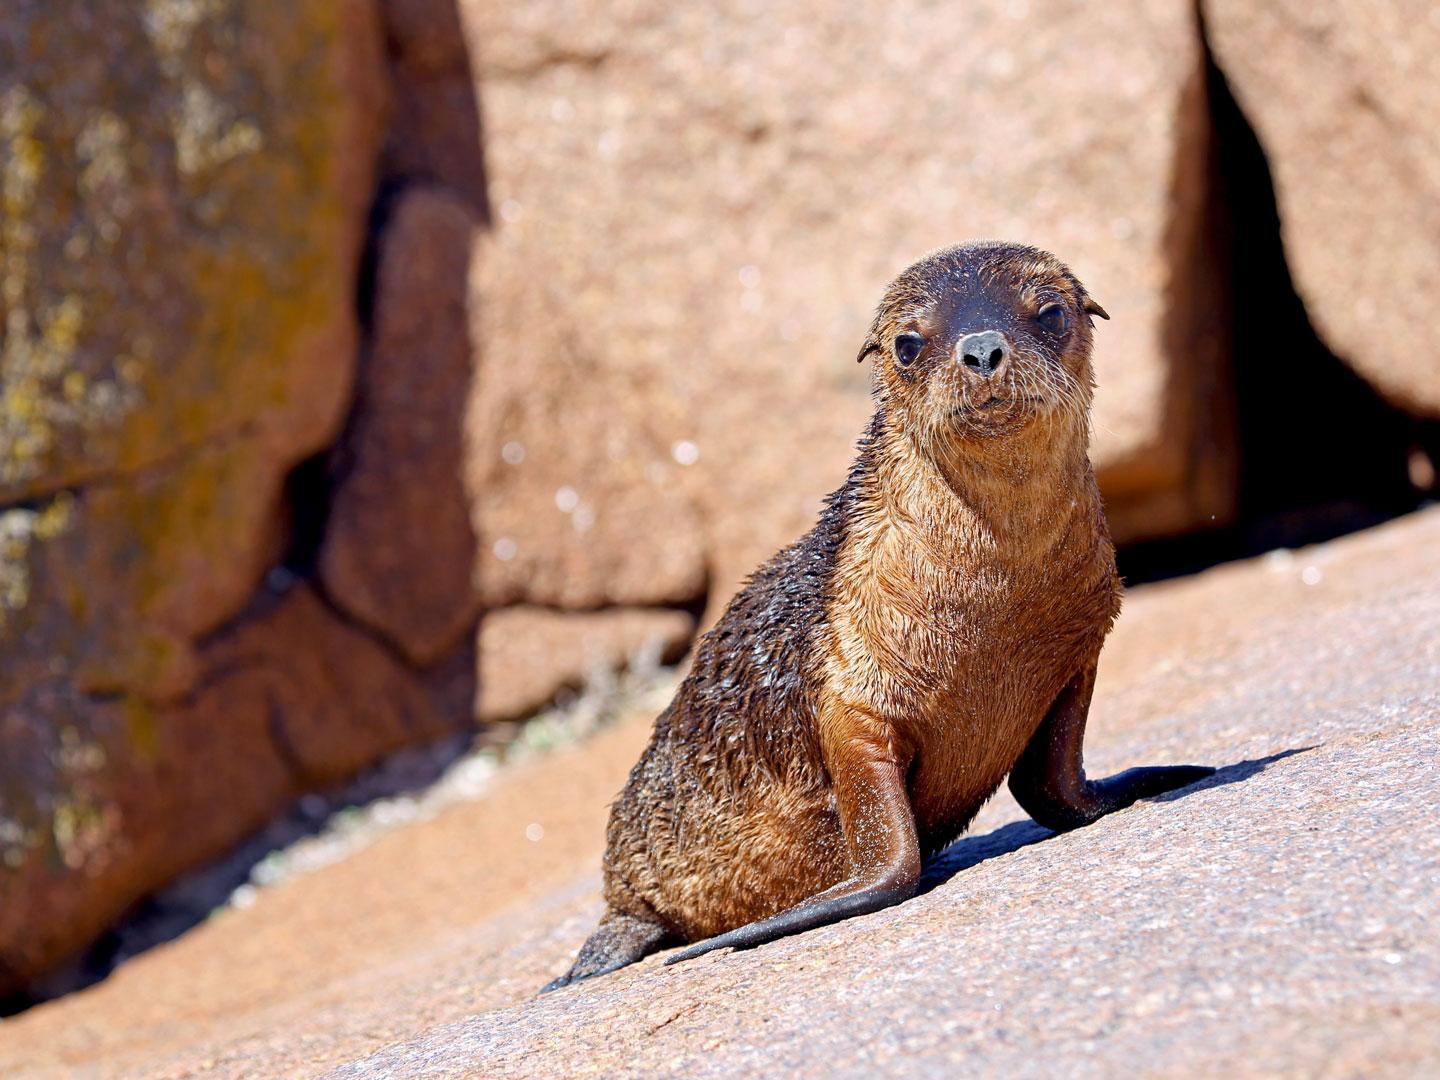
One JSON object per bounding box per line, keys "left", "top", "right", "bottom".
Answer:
{"left": 1036, "top": 303, "right": 1070, "bottom": 335}
{"left": 894, "top": 333, "right": 925, "bottom": 366}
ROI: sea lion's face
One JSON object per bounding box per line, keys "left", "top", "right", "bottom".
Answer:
{"left": 858, "top": 242, "right": 1108, "bottom": 453}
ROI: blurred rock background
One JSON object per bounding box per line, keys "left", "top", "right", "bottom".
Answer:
{"left": 1, "top": 0, "right": 1437, "bottom": 1006}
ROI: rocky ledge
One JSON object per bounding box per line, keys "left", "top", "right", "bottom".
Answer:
{"left": 4, "top": 506, "right": 1438, "bottom": 1078}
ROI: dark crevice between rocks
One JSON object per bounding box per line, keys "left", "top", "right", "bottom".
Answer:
{"left": 1115, "top": 9, "right": 1440, "bottom": 585}
{"left": 279, "top": 177, "right": 408, "bottom": 582}
{"left": 278, "top": 452, "right": 334, "bottom": 579}
{"left": 275, "top": 181, "right": 448, "bottom": 674}
{"left": 353, "top": 176, "right": 414, "bottom": 338}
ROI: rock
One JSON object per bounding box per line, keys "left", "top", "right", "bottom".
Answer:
{"left": 0, "top": 0, "right": 387, "bottom": 993}
{"left": 378, "top": 0, "right": 489, "bottom": 211}
{"left": 462, "top": 0, "right": 1233, "bottom": 620}
{"left": 320, "top": 187, "right": 483, "bottom": 665}
{"left": 476, "top": 606, "right": 694, "bottom": 722}
{"left": 0, "top": 581, "right": 473, "bottom": 996}
{"left": 466, "top": 362, "right": 712, "bottom": 608}
{"left": 3, "top": 506, "right": 1438, "bottom": 1076}
{"left": 184, "top": 586, "right": 470, "bottom": 789}
{"left": 0, "top": 1, "right": 384, "bottom": 502}
{"left": 381, "top": 0, "right": 472, "bottom": 74}
{"left": 1203, "top": 0, "right": 1440, "bottom": 417}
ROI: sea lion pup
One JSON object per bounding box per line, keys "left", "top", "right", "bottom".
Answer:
{"left": 543, "top": 241, "right": 1213, "bottom": 991}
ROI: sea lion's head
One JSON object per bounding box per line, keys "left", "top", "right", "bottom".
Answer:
{"left": 856, "top": 241, "right": 1108, "bottom": 457}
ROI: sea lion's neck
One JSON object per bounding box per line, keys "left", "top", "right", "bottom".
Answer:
{"left": 866, "top": 408, "right": 1099, "bottom": 561}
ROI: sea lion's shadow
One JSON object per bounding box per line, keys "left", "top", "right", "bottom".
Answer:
{"left": 915, "top": 745, "right": 1313, "bottom": 895}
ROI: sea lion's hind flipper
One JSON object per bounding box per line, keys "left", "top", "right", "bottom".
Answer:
{"left": 668, "top": 733, "right": 921, "bottom": 968}
{"left": 539, "top": 909, "right": 675, "bottom": 994}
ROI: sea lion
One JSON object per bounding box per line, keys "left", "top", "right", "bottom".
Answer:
{"left": 544, "top": 241, "right": 1213, "bottom": 991}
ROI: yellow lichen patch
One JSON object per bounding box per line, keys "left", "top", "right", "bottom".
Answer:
{"left": 76, "top": 110, "right": 133, "bottom": 244}
{"left": 57, "top": 724, "right": 107, "bottom": 773}
{"left": 143, "top": 0, "right": 228, "bottom": 59}
{"left": 4, "top": 0, "right": 367, "bottom": 497}
{"left": 34, "top": 490, "right": 74, "bottom": 539}
{"left": 123, "top": 696, "right": 160, "bottom": 761}
{"left": 0, "top": 86, "right": 43, "bottom": 221}
{"left": 174, "top": 83, "right": 263, "bottom": 177}
{"left": 0, "top": 814, "right": 37, "bottom": 869}
{"left": 144, "top": 0, "right": 266, "bottom": 179}
{"left": 0, "top": 293, "right": 108, "bottom": 489}
{"left": 2, "top": 87, "right": 134, "bottom": 489}
{"left": 46, "top": 726, "right": 121, "bottom": 873}
{"left": 0, "top": 509, "right": 39, "bottom": 616}
{"left": 1, "top": 85, "right": 43, "bottom": 313}
{"left": 51, "top": 795, "right": 121, "bottom": 872}
{"left": 0, "top": 493, "right": 74, "bottom": 631}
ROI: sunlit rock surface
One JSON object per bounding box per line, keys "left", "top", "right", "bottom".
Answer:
{"left": 3, "top": 506, "right": 1436, "bottom": 1078}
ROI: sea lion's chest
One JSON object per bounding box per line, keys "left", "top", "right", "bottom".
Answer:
{"left": 831, "top": 551, "right": 1104, "bottom": 705}
{"left": 820, "top": 516, "right": 1116, "bottom": 822}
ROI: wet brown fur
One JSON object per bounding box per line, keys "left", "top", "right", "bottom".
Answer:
{"left": 557, "top": 242, "right": 1124, "bottom": 981}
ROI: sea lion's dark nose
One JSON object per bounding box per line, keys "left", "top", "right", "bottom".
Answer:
{"left": 957, "top": 331, "right": 1007, "bottom": 378}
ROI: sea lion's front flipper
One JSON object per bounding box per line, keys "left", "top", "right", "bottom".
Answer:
{"left": 667, "top": 713, "right": 920, "bottom": 967}
{"left": 1008, "top": 662, "right": 1214, "bottom": 833}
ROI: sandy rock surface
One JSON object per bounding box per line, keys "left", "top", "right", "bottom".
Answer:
{"left": 4, "top": 506, "right": 1437, "bottom": 1078}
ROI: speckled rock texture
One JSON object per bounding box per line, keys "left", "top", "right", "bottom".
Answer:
{"left": 3, "top": 507, "right": 1436, "bottom": 1078}
{"left": 1204, "top": 0, "right": 1440, "bottom": 417}
{"left": 462, "top": 0, "right": 1236, "bottom": 624}
{"left": 0, "top": 0, "right": 388, "bottom": 990}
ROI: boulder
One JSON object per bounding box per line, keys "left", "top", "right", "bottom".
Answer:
{"left": 0, "top": 1, "right": 383, "bottom": 501}
{"left": 0, "top": 0, "right": 387, "bottom": 991}
{"left": 319, "top": 187, "right": 483, "bottom": 666}
{"left": 1204, "top": 0, "right": 1440, "bottom": 417}
{"left": 476, "top": 606, "right": 694, "bottom": 723}
{"left": 0, "top": 581, "right": 473, "bottom": 997}
{"left": 462, "top": 0, "right": 1235, "bottom": 625}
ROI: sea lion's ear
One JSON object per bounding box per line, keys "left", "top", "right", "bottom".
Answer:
{"left": 856, "top": 339, "right": 882, "bottom": 364}
{"left": 1083, "top": 297, "right": 1110, "bottom": 321}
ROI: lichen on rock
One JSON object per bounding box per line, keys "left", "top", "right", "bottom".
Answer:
{"left": 0, "top": 0, "right": 387, "bottom": 994}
